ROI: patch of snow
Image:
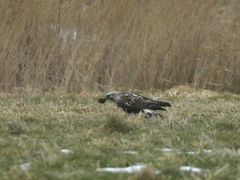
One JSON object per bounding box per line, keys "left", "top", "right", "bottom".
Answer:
{"left": 61, "top": 149, "right": 72, "bottom": 155}
{"left": 123, "top": 151, "right": 137, "bottom": 154}
{"left": 179, "top": 166, "right": 202, "bottom": 173}
{"left": 97, "top": 163, "right": 160, "bottom": 174}
{"left": 203, "top": 149, "right": 212, "bottom": 154}
{"left": 186, "top": 151, "right": 196, "bottom": 155}
{"left": 73, "top": 30, "right": 77, "bottom": 40}
{"left": 161, "top": 148, "right": 213, "bottom": 155}
{"left": 161, "top": 148, "right": 175, "bottom": 152}
{"left": 97, "top": 163, "right": 147, "bottom": 174}
{"left": 19, "top": 163, "right": 31, "bottom": 171}
{"left": 186, "top": 149, "right": 213, "bottom": 155}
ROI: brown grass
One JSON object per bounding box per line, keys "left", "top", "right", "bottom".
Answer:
{"left": 0, "top": 0, "right": 240, "bottom": 93}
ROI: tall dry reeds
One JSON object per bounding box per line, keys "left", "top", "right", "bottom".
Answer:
{"left": 0, "top": 0, "right": 240, "bottom": 93}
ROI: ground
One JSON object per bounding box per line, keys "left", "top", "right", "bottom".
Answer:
{"left": 0, "top": 87, "right": 239, "bottom": 179}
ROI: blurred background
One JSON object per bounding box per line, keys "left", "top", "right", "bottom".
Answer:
{"left": 0, "top": 0, "right": 239, "bottom": 93}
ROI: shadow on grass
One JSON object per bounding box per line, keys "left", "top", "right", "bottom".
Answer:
{"left": 8, "top": 121, "right": 26, "bottom": 135}
{"left": 103, "top": 115, "right": 134, "bottom": 134}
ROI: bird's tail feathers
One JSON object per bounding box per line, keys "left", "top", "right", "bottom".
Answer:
{"left": 155, "top": 100, "right": 171, "bottom": 107}
{"left": 146, "top": 100, "right": 171, "bottom": 111}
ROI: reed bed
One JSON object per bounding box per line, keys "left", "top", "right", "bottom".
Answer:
{"left": 0, "top": 0, "right": 239, "bottom": 93}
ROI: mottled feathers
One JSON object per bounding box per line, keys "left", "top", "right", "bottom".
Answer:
{"left": 98, "top": 91, "right": 171, "bottom": 118}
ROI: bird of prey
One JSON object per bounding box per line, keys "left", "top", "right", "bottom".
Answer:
{"left": 98, "top": 91, "right": 171, "bottom": 118}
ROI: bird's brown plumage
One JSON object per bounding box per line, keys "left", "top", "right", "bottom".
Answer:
{"left": 98, "top": 91, "right": 171, "bottom": 117}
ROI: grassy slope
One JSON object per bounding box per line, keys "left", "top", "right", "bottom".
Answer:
{"left": 0, "top": 88, "right": 239, "bottom": 179}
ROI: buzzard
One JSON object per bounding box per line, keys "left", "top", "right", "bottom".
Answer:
{"left": 98, "top": 91, "right": 171, "bottom": 118}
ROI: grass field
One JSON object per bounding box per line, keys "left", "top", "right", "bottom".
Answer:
{"left": 0, "top": 87, "right": 239, "bottom": 179}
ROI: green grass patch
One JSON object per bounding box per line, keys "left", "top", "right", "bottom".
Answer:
{"left": 0, "top": 91, "right": 239, "bottom": 179}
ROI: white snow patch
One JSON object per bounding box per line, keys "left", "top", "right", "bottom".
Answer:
{"left": 19, "top": 163, "right": 31, "bottom": 171}
{"left": 203, "top": 149, "right": 212, "bottom": 153}
{"left": 123, "top": 151, "right": 138, "bottom": 154}
{"left": 186, "top": 151, "right": 196, "bottom": 155}
{"left": 61, "top": 149, "right": 72, "bottom": 155}
{"left": 97, "top": 163, "right": 147, "bottom": 174}
{"left": 161, "top": 148, "right": 175, "bottom": 152}
{"left": 161, "top": 148, "right": 213, "bottom": 155}
{"left": 73, "top": 30, "right": 77, "bottom": 40}
{"left": 186, "top": 149, "right": 213, "bottom": 155}
{"left": 179, "top": 166, "right": 202, "bottom": 173}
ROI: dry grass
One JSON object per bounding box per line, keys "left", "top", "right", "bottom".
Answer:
{"left": 0, "top": 0, "right": 240, "bottom": 93}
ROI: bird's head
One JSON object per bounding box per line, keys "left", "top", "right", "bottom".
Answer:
{"left": 98, "top": 91, "right": 119, "bottom": 103}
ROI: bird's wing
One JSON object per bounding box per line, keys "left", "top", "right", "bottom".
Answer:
{"left": 129, "top": 93, "right": 171, "bottom": 110}
{"left": 115, "top": 93, "right": 146, "bottom": 113}
{"left": 133, "top": 93, "right": 171, "bottom": 107}
{"left": 115, "top": 92, "right": 171, "bottom": 113}
{"left": 131, "top": 93, "right": 154, "bottom": 102}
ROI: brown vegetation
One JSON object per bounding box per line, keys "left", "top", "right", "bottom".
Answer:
{"left": 0, "top": 0, "right": 240, "bottom": 93}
